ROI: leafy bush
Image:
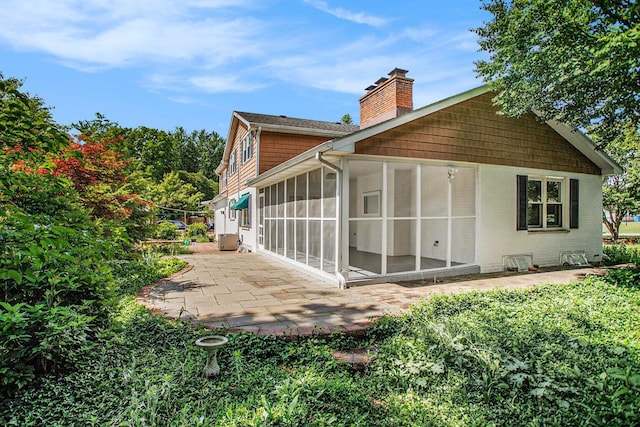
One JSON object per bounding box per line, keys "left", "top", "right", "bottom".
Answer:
{"left": 5, "top": 277, "right": 640, "bottom": 426}
{"left": 1, "top": 205, "right": 113, "bottom": 394}
{"left": 146, "top": 243, "right": 192, "bottom": 255}
{"left": 154, "top": 221, "right": 178, "bottom": 240}
{"left": 603, "top": 243, "right": 640, "bottom": 265}
{"left": 599, "top": 265, "right": 640, "bottom": 289}
{"left": 109, "top": 254, "right": 187, "bottom": 296}
{"left": 187, "top": 222, "right": 208, "bottom": 238}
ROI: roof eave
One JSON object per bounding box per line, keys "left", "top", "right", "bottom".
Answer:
{"left": 244, "top": 122, "right": 353, "bottom": 138}
{"left": 215, "top": 112, "right": 251, "bottom": 175}
{"left": 542, "top": 118, "right": 622, "bottom": 176}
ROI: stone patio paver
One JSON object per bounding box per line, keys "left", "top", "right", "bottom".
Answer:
{"left": 139, "top": 243, "right": 607, "bottom": 336}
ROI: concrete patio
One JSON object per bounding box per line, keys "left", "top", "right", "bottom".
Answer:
{"left": 139, "top": 243, "right": 605, "bottom": 336}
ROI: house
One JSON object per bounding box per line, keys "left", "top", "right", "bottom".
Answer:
{"left": 211, "top": 111, "right": 358, "bottom": 247}
{"left": 213, "top": 68, "right": 620, "bottom": 288}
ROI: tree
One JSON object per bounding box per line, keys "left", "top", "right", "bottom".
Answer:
{"left": 601, "top": 123, "right": 640, "bottom": 239}
{"left": 123, "top": 126, "right": 180, "bottom": 181}
{"left": 474, "top": 0, "right": 640, "bottom": 145}
{"left": 1, "top": 74, "right": 113, "bottom": 392}
{"left": 193, "top": 129, "right": 225, "bottom": 181}
{"left": 341, "top": 114, "right": 354, "bottom": 125}
{"left": 177, "top": 170, "right": 218, "bottom": 201}
{"left": 147, "top": 171, "right": 205, "bottom": 214}
{"left": 0, "top": 74, "right": 69, "bottom": 165}
{"left": 71, "top": 113, "right": 129, "bottom": 142}
{"left": 47, "top": 134, "right": 154, "bottom": 244}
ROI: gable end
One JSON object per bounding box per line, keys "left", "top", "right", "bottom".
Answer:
{"left": 355, "top": 92, "right": 601, "bottom": 175}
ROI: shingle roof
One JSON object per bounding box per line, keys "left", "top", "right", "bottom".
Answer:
{"left": 235, "top": 111, "right": 359, "bottom": 134}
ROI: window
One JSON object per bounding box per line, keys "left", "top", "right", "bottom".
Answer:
{"left": 528, "top": 178, "right": 563, "bottom": 228}
{"left": 242, "top": 132, "right": 253, "bottom": 163}
{"left": 241, "top": 201, "right": 251, "bottom": 228}
{"left": 221, "top": 170, "right": 227, "bottom": 190}
{"left": 229, "top": 152, "right": 237, "bottom": 176}
{"left": 517, "top": 175, "right": 577, "bottom": 230}
{"left": 363, "top": 191, "right": 381, "bottom": 216}
{"left": 229, "top": 199, "right": 236, "bottom": 220}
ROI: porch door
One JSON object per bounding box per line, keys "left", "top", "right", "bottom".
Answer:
{"left": 258, "top": 192, "right": 265, "bottom": 250}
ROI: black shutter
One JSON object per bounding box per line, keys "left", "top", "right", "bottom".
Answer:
{"left": 517, "top": 175, "right": 528, "bottom": 230}
{"left": 570, "top": 179, "right": 579, "bottom": 229}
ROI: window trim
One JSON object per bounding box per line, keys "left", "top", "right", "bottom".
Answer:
{"left": 517, "top": 175, "right": 577, "bottom": 231}
{"left": 241, "top": 132, "right": 253, "bottom": 164}
{"left": 528, "top": 176, "right": 564, "bottom": 229}
{"left": 229, "top": 198, "right": 236, "bottom": 220}
{"left": 363, "top": 190, "right": 381, "bottom": 217}
{"left": 240, "top": 207, "right": 251, "bottom": 228}
{"left": 229, "top": 152, "right": 237, "bottom": 176}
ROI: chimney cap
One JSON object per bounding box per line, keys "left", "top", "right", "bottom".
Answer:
{"left": 364, "top": 84, "right": 377, "bottom": 91}
{"left": 375, "top": 77, "right": 388, "bottom": 85}
{"left": 388, "top": 67, "right": 409, "bottom": 77}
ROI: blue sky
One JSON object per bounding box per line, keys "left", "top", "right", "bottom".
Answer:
{"left": 0, "top": 0, "right": 490, "bottom": 135}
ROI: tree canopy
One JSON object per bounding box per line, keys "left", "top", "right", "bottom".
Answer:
{"left": 601, "top": 122, "right": 640, "bottom": 239}
{"left": 474, "top": 0, "right": 640, "bottom": 145}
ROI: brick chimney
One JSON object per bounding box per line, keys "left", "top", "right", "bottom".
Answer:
{"left": 359, "top": 68, "right": 413, "bottom": 129}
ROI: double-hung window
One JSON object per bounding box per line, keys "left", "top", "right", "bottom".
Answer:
{"left": 229, "top": 199, "right": 236, "bottom": 220}
{"left": 229, "top": 152, "right": 237, "bottom": 176}
{"left": 241, "top": 203, "right": 250, "bottom": 228}
{"left": 517, "top": 175, "right": 579, "bottom": 231}
{"left": 242, "top": 132, "right": 253, "bottom": 164}
{"left": 527, "top": 178, "right": 563, "bottom": 228}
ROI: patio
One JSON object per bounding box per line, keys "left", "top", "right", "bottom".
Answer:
{"left": 139, "top": 243, "right": 605, "bottom": 336}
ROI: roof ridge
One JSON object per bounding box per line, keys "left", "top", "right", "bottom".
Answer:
{"left": 235, "top": 111, "right": 359, "bottom": 130}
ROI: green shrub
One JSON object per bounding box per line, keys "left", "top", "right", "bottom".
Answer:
{"left": 154, "top": 221, "right": 178, "bottom": 240}
{"left": 146, "top": 243, "right": 192, "bottom": 255}
{"left": 187, "top": 222, "right": 207, "bottom": 238}
{"left": 110, "top": 254, "right": 187, "bottom": 296}
{"left": 1, "top": 206, "right": 113, "bottom": 395}
{"left": 603, "top": 243, "right": 640, "bottom": 265}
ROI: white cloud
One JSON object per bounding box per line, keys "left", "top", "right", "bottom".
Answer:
{"left": 189, "top": 75, "right": 266, "bottom": 93}
{"left": 303, "top": 0, "right": 387, "bottom": 27}
{"left": 0, "top": 0, "right": 484, "bottom": 100}
{"left": 0, "top": 0, "right": 264, "bottom": 69}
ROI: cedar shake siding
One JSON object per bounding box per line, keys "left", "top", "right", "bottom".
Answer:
{"left": 355, "top": 92, "right": 601, "bottom": 175}
{"left": 259, "top": 131, "right": 333, "bottom": 174}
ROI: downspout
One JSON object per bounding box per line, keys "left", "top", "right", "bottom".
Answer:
{"left": 315, "top": 152, "right": 347, "bottom": 289}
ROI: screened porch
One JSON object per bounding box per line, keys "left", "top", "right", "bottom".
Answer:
{"left": 258, "top": 159, "right": 477, "bottom": 284}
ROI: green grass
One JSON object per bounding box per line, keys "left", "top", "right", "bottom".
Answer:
{"left": 603, "top": 220, "right": 640, "bottom": 236}
{"left": 3, "top": 266, "right": 640, "bottom": 426}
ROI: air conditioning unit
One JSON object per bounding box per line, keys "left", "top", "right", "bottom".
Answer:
{"left": 217, "top": 234, "right": 238, "bottom": 251}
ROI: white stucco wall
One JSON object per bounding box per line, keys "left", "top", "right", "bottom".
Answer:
{"left": 477, "top": 164, "right": 603, "bottom": 272}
